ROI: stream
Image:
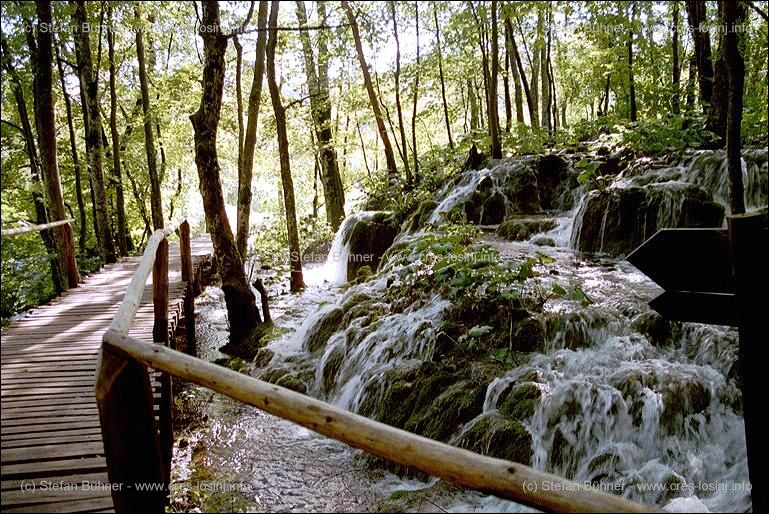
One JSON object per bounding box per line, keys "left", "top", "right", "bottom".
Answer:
{"left": 171, "top": 148, "right": 766, "bottom": 513}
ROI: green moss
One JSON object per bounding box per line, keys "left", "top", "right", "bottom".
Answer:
{"left": 305, "top": 307, "right": 343, "bottom": 353}
{"left": 353, "top": 265, "right": 373, "bottom": 284}
{"left": 407, "top": 199, "right": 439, "bottom": 231}
{"left": 275, "top": 373, "right": 308, "bottom": 394}
{"left": 213, "top": 357, "right": 250, "bottom": 373}
{"left": 341, "top": 292, "right": 373, "bottom": 313}
{"left": 405, "top": 380, "right": 486, "bottom": 441}
{"left": 459, "top": 413, "right": 533, "bottom": 465}
{"left": 498, "top": 383, "right": 542, "bottom": 421}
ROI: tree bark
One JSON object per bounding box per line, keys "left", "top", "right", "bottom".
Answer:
{"left": 434, "top": 6, "right": 454, "bottom": 148}
{"left": 71, "top": 0, "right": 116, "bottom": 264}
{"left": 266, "top": 1, "right": 305, "bottom": 292}
{"left": 671, "top": 1, "right": 681, "bottom": 114}
{"left": 685, "top": 0, "right": 714, "bottom": 111}
{"left": 54, "top": 39, "right": 88, "bottom": 253}
{"left": 135, "top": 5, "right": 163, "bottom": 231}
{"left": 506, "top": 18, "right": 533, "bottom": 126}
{"left": 468, "top": 79, "right": 480, "bottom": 130}
{"left": 107, "top": 5, "right": 129, "bottom": 256}
{"left": 489, "top": 0, "right": 502, "bottom": 157}
{"left": 628, "top": 2, "right": 637, "bottom": 122}
{"left": 724, "top": 1, "right": 746, "bottom": 214}
{"left": 502, "top": 41, "right": 512, "bottom": 132}
{"left": 390, "top": 2, "right": 411, "bottom": 182}
{"left": 237, "top": 0, "right": 269, "bottom": 259}
{"left": 35, "top": 1, "right": 80, "bottom": 289}
{"left": 295, "top": 0, "right": 346, "bottom": 229}
{"left": 506, "top": 21, "right": 524, "bottom": 124}
{"left": 705, "top": 2, "right": 728, "bottom": 145}
{"left": 410, "top": 1, "right": 420, "bottom": 181}
{"left": 515, "top": 15, "right": 539, "bottom": 129}
{"left": 341, "top": 0, "right": 398, "bottom": 178}
{"left": 190, "top": 0, "right": 262, "bottom": 338}
{"left": 537, "top": 6, "right": 550, "bottom": 132}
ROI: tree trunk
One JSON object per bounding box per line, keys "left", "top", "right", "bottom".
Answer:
{"left": 341, "top": 0, "right": 398, "bottom": 178}
{"left": 671, "top": 1, "right": 681, "bottom": 114}
{"left": 705, "top": 2, "right": 728, "bottom": 145}
{"left": 685, "top": 53, "right": 696, "bottom": 108}
{"left": 506, "top": 22, "right": 524, "bottom": 124}
{"left": 72, "top": 0, "right": 116, "bottom": 264}
{"left": 295, "top": 0, "right": 346, "bottom": 229}
{"left": 502, "top": 40, "right": 512, "bottom": 132}
{"left": 410, "top": 1, "right": 420, "bottom": 181}
{"left": 628, "top": 2, "right": 637, "bottom": 122}
{"left": 506, "top": 18, "right": 533, "bottom": 126}
{"left": 390, "top": 2, "right": 411, "bottom": 182}
{"left": 107, "top": 5, "right": 129, "bottom": 256}
{"left": 266, "top": 1, "right": 305, "bottom": 292}
{"left": 489, "top": 0, "right": 502, "bottom": 158}
{"left": 135, "top": 5, "right": 163, "bottom": 231}
{"left": 538, "top": 6, "right": 550, "bottom": 132}
{"left": 54, "top": 39, "right": 88, "bottom": 253}
{"left": 468, "top": 78, "right": 480, "bottom": 130}
{"left": 685, "top": 0, "right": 713, "bottom": 111}
{"left": 724, "top": 1, "right": 746, "bottom": 214}
{"left": 434, "top": 6, "right": 454, "bottom": 148}
{"left": 237, "top": 0, "right": 269, "bottom": 259}
{"left": 515, "top": 15, "right": 539, "bottom": 129}
{"left": 35, "top": 1, "right": 79, "bottom": 289}
{"left": 531, "top": 17, "right": 540, "bottom": 128}
{"left": 190, "top": 0, "right": 262, "bottom": 338}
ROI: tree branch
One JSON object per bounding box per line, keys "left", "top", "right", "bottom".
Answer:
{"left": 1, "top": 118, "right": 25, "bottom": 134}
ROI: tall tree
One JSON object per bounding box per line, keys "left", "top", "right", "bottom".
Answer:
{"left": 433, "top": 5, "right": 454, "bottom": 148}
{"left": 190, "top": 0, "right": 262, "bottom": 338}
{"left": 237, "top": 0, "right": 269, "bottom": 258}
{"left": 685, "top": 1, "right": 714, "bottom": 111}
{"left": 295, "top": 0, "right": 346, "bottom": 229}
{"left": 489, "top": 0, "right": 502, "bottom": 157}
{"left": 538, "top": 4, "right": 551, "bottom": 131}
{"left": 389, "top": 2, "right": 411, "bottom": 182}
{"left": 410, "top": 1, "right": 421, "bottom": 180}
{"left": 506, "top": 17, "right": 534, "bottom": 126}
{"left": 266, "top": 0, "right": 304, "bottom": 292}
{"left": 71, "top": 0, "right": 116, "bottom": 263}
{"left": 506, "top": 20, "right": 524, "bottom": 124}
{"left": 468, "top": 78, "right": 480, "bottom": 129}
{"left": 628, "top": 2, "right": 638, "bottom": 122}
{"left": 107, "top": 4, "right": 129, "bottom": 256}
{"left": 724, "top": 1, "right": 747, "bottom": 214}
{"left": 341, "top": 0, "right": 398, "bottom": 178}
{"left": 35, "top": 0, "right": 79, "bottom": 289}
{"left": 671, "top": 1, "right": 681, "bottom": 114}
{"left": 54, "top": 38, "right": 88, "bottom": 253}
{"left": 705, "top": 2, "right": 729, "bottom": 144}
{"left": 135, "top": 5, "right": 163, "bottom": 231}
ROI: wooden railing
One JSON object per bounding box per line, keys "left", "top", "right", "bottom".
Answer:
{"left": 98, "top": 221, "right": 655, "bottom": 513}
{"left": 0, "top": 218, "right": 74, "bottom": 237}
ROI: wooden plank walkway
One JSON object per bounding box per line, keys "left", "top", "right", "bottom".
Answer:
{"left": 0, "top": 235, "right": 213, "bottom": 513}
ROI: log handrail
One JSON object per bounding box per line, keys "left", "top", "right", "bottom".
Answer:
{"left": 0, "top": 218, "right": 74, "bottom": 237}
{"left": 99, "top": 220, "right": 656, "bottom": 514}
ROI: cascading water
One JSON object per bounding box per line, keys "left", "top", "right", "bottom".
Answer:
{"left": 254, "top": 149, "right": 766, "bottom": 512}
{"left": 322, "top": 211, "right": 379, "bottom": 285}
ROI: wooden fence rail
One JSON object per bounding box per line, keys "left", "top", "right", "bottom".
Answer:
{"left": 0, "top": 218, "right": 74, "bottom": 237}
{"left": 98, "top": 221, "right": 656, "bottom": 514}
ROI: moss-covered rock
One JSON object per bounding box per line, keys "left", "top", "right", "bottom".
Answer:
{"left": 405, "top": 380, "right": 487, "bottom": 442}
{"left": 497, "top": 218, "right": 557, "bottom": 241}
{"left": 631, "top": 311, "right": 679, "bottom": 347}
{"left": 511, "top": 316, "right": 547, "bottom": 353}
{"left": 274, "top": 372, "right": 308, "bottom": 394}
{"left": 407, "top": 199, "right": 438, "bottom": 231}
{"left": 341, "top": 292, "right": 373, "bottom": 313}
{"left": 353, "top": 265, "right": 373, "bottom": 284}
{"left": 253, "top": 347, "right": 275, "bottom": 368}
{"left": 458, "top": 412, "right": 533, "bottom": 465}
{"left": 535, "top": 154, "right": 571, "bottom": 210}
{"left": 321, "top": 343, "right": 345, "bottom": 395}
{"left": 345, "top": 212, "right": 400, "bottom": 280}
{"left": 498, "top": 382, "right": 542, "bottom": 421}
{"left": 304, "top": 307, "right": 343, "bottom": 353}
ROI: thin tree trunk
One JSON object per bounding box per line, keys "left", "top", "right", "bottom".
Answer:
{"left": 488, "top": 0, "right": 502, "bottom": 157}
{"left": 135, "top": 5, "right": 163, "bottom": 231}
{"left": 671, "top": 1, "right": 681, "bottom": 114}
{"left": 72, "top": 0, "right": 116, "bottom": 264}
{"left": 357, "top": 118, "right": 372, "bottom": 178}
{"left": 411, "top": 1, "right": 420, "bottom": 181}
{"left": 35, "top": 1, "right": 79, "bottom": 289}
{"left": 54, "top": 37, "right": 88, "bottom": 253}
{"left": 515, "top": 15, "right": 538, "bottom": 129}
{"left": 537, "top": 6, "right": 550, "bottom": 132}
{"left": 724, "top": 1, "right": 746, "bottom": 214}
{"left": 433, "top": 5, "right": 453, "bottom": 148}
{"left": 503, "top": 43, "right": 512, "bottom": 132}
{"left": 706, "top": 2, "right": 728, "bottom": 145}
{"left": 266, "top": 0, "right": 304, "bottom": 292}
{"left": 237, "top": 0, "right": 269, "bottom": 259}
{"left": 685, "top": 0, "right": 714, "bottom": 111}
{"left": 685, "top": 53, "right": 696, "bottom": 109}
{"left": 341, "top": 0, "right": 398, "bottom": 178}
{"left": 506, "top": 18, "right": 533, "bottom": 126}
{"left": 390, "top": 2, "right": 411, "bottom": 182}
{"left": 191, "top": 0, "right": 262, "bottom": 338}
{"left": 468, "top": 78, "right": 480, "bottom": 130}
{"left": 107, "top": 5, "right": 129, "bottom": 256}
{"left": 506, "top": 22, "right": 524, "bottom": 124}
{"left": 628, "top": 2, "right": 637, "bottom": 122}
{"left": 295, "top": 0, "right": 345, "bottom": 230}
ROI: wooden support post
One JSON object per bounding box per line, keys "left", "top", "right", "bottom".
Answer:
{"left": 728, "top": 213, "right": 768, "bottom": 513}
{"left": 95, "top": 346, "right": 166, "bottom": 513}
{"left": 180, "top": 221, "right": 195, "bottom": 356}
{"left": 151, "top": 237, "right": 173, "bottom": 487}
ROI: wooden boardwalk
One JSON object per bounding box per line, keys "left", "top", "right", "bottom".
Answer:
{"left": 0, "top": 236, "right": 213, "bottom": 513}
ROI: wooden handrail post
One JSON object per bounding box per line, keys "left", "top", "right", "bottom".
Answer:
{"left": 728, "top": 213, "right": 768, "bottom": 513}
{"left": 180, "top": 220, "right": 196, "bottom": 356}
{"left": 152, "top": 235, "right": 173, "bottom": 487}
{"left": 95, "top": 346, "right": 166, "bottom": 513}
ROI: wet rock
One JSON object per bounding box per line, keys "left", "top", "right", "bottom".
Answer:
{"left": 407, "top": 200, "right": 438, "bottom": 231}
{"left": 502, "top": 167, "right": 540, "bottom": 213}
{"left": 631, "top": 312, "right": 679, "bottom": 347}
{"left": 345, "top": 212, "right": 399, "bottom": 280}
{"left": 321, "top": 344, "right": 345, "bottom": 395}
{"left": 353, "top": 265, "right": 373, "bottom": 284}
{"left": 463, "top": 143, "right": 486, "bottom": 171}
{"left": 275, "top": 373, "right": 308, "bottom": 394}
{"left": 660, "top": 380, "right": 711, "bottom": 431}
{"left": 480, "top": 192, "right": 506, "bottom": 225}
{"left": 533, "top": 236, "right": 556, "bottom": 247}
{"left": 304, "top": 307, "right": 343, "bottom": 353}
{"left": 497, "top": 218, "right": 557, "bottom": 241}
{"left": 497, "top": 382, "right": 542, "bottom": 421}
{"left": 341, "top": 292, "right": 373, "bottom": 313}
{"left": 253, "top": 347, "right": 275, "bottom": 367}
{"left": 572, "top": 184, "right": 725, "bottom": 257}
{"left": 376, "top": 481, "right": 464, "bottom": 513}
{"left": 458, "top": 412, "right": 533, "bottom": 465}
{"left": 535, "top": 154, "right": 573, "bottom": 210}
{"left": 405, "top": 380, "right": 487, "bottom": 442}
{"left": 511, "top": 316, "right": 547, "bottom": 353}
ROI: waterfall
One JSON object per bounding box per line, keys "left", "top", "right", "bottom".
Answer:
{"left": 322, "top": 211, "right": 379, "bottom": 285}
